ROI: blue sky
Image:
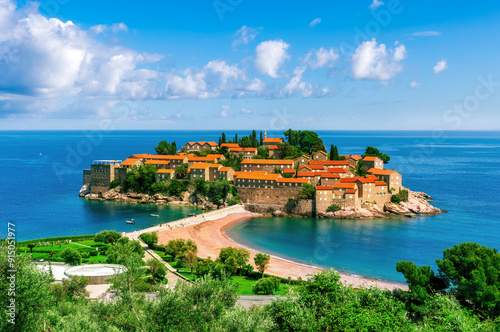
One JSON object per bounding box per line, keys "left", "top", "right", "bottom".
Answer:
{"left": 1, "top": 0, "right": 499, "bottom": 130}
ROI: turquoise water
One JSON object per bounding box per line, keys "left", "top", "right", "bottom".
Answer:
{"left": 1, "top": 130, "right": 499, "bottom": 282}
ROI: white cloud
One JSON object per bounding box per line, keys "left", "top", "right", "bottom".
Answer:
{"left": 369, "top": 0, "right": 384, "bottom": 10}
{"left": 232, "top": 26, "right": 262, "bottom": 47}
{"left": 305, "top": 47, "right": 339, "bottom": 69}
{"left": 433, "top": 59, "right": 448, "bottom": 74}
{"left": 240, "top": 107, "right": 251, "bottom": 114}
{"left": 282, "top": 66, "right": 313, "bottom": 97}
{"left": 245, "top": 78, "right": 266, "bottom": 92}
{"left": 409, "top": 81, "right": 421, "bottom": 88}
{"left": 255, "top": 40, "right": 290, "bottom": 78}
{"left": 90, "top": 23, "right": 128, "bottom": 34}
{"left": 351, "top": 39, "right": 406, "bottom": 81}
{"left": 408, "top": 31, "right": 441, "bottom": 37}
{"left": 204, "top": 60, "right": 244, "bottom": 86}
{"left": 309, "top": 18, "right": 321, "bottom": 27}
{"left": 219, "top": 105, "right": 230, "bottom": 117}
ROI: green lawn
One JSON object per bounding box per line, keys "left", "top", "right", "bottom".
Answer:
{"left": 18, "top": 240, "right": 109, "bottom": 264}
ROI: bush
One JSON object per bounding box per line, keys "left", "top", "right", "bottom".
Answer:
{"left": 141, "top": 232, "right": 158, "bottom": 246}
{"left": 81, "top": 252, "right": 90, "bottom": 259}
{"left": 253, "top": 276, "right": 280, "bottom": 295}
{"left": 60, "top": 247, "right": 81, "bottom": 265}
{"left": 391, "top": 195, "right": 401, "bottom": 204}
{"left": 226, "top": 196, "right": 241, "bottom": 206}
{"left": 109, "top": 179, "right": 121, "bottom": 189}
{"left": 298, "top": 183, "right": 315, "bottom": 199}
{"left": 326, "top": 204, "right": 340, "bottom": 212}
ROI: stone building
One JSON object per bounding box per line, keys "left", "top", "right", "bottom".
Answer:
{"left": 216, "top": 166, "right": 235, "bottom": 181}
{"left": 367, "top": 168, "right": 403, "bottom": 193}
{"left": 156, "top": 169, "right": 175, "bottom": 181}
{"left": 144, "top": 160, "right": 170, "bottom": 169}
{"left": 296, "top": 172, "right": 320, "bottom": 186}
{"left": 89, "top": 160, "right": 121, "bottom": 196}
{"left": 362, "top": 156, "right": 384, "bottom": 170}
{"left": 220, "top": 143, "right": 239, "bottom": 148}
{"left": 293, "top": 155, "right": 310, "bottom": 167}
{"left": 309, "top": 160, "right": 351, "bottom": 169}
{"left": 241, "top": 159, "right": 295, "bottom": 173}
{"left": 183, "top": 141, "right": 218, "bottom": 152}
{"left": 168, "top": 155, "right": 188, "bottom": 169}
{"left": 190, "top": 163, "right": 211, "bottom": 182}
{"left": 268, "top": 145, "right": 280, "bottom": 158}
{"left": 229, "top": 147, "right": 257, "bottom": 159}
{"left": 312, "top": 150, "right": 328, "bottom": 161}
{"left": 343, "top": 155, "right": 362, "bottom": 168}
{"left": 276, "top": 177, "right": 309, "bottom": 187}
{"left": 327, "top": 167, "right": 354, "bottom": 178}
{"left": 319, "top": 173, "right": 340, "bottom": 186}
{"left": 234, "top": 172, "right": 281, "bottom": 188}
{"left": 120, "top": 157, "right": 142, "bottom": 169}
{"left": 262, "top": 137, "right": 284, "bottom": 146}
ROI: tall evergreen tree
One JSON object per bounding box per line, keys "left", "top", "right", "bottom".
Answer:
{"left": 221, "top": 132, "right": 226, "bottom": 144}
{"left": 288, "top": 128, "right": 293, "bottom": 145}
{"left": 330, "top": 144, "right": 335, "bottom": 160}
{"left": 259, "top": 131, "right": 263, "bottom": 146}
{"left": 218, "top": 137, "right": 222, "bottom": 146}
{"left": 234, "top": 133, "right": 238, "bottom": 143}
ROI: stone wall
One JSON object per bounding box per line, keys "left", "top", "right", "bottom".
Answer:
{"left": 83, "top": 169, "right": 91, "bottom": 185}
{"left": 238, "top": 187, "right": 314, "bottom": 216}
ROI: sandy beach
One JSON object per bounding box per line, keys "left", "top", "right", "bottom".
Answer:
{"left": 155, "top": 209, "right": 408, "bottom": 291}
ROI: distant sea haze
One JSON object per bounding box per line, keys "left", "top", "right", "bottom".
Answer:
{"left": 1, "top": 130, "right": 498, "bottom": 282}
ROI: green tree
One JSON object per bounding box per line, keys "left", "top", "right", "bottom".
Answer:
{"left": 94, "top": 230, "right": 122, "bottom": 244}
{"left": 124, "top": 164, "right": 158, "bottom": 193}
{"left": 51, "top": 275, "right": 89, "bottom": 301}
{"left": 175, "top": 163, "right": 189, "bottom": 179}
{"left": 165, "top": 238, "right": 197, "bottom": 261}
{"left": 154, "top": 140, "right": 177, "bottom": 155}
{"left": 253, "top": 276, "right": 280, "bottom": 295}
{"left": 61, "top": 247, "right": 82, "bottom": 265}
{"left": 141, "top": 232, "right": 158, "bottom": 246}
{"left": 298, "top": 183, "right": 315, "bottom": 199}
{"left": 436, "top": 242, "right": 500, "bottom": 318}
{"left": 277, "top": 142, "right": 299, "bottom": 159}
{"left": 147, "top": 258, "right": 166, "bottom": 283}
{"left": 257, "top": 146, "right": 269, "bottom": 158}
{"left": 363, "top": 146, "right": 390, "bottom": 163}
{"left": 254, "top": 253, "right": 271, "bottom": 276}
{"left": 260, "top": 131, "right": 263, "bottom": 145}
{"left": 221, "top": 132, "right": 227, "bottom": 144}
{"left": 109, "top": 179, "right": 120, "bottom": 189}
{"left": 105, "top": 237, "right": 145, "bottom": 265}
{"left": 356, "top": 159, "right": 367, "bottom": 176}
{"left": 183, "top": 250, "right": 198, "bottom": 273}
{"left": 217, "top": 247, "right": 250, "bottom": 273}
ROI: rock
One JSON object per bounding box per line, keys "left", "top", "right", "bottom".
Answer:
{"left": 180, "top": 191, "right": 191, "bottom": 202}
{"left": 272, "top": 210, "right": 287, "bottom": 217}
{"left": 402, "top": 191, "right": 441, "bottom": 215}
{"left": 412, "top": 191, "right": 434, "bottom": 201}
{"left": 333, "top": 209, "right": 356, "bottom": 219}
{"left": 102, "top": 189, "right": 119, "bottom": 200}
{"left": 384, "top": 202, "right": 411, "bottom": 215}
{"left": 365, "top": 203, "right": 388, "bottom": 218}
{"left": 353, "top": 208, "right": 375, "bottom": 219}
{"left": 79, "top": 184, "right": 90, "bottom": 197}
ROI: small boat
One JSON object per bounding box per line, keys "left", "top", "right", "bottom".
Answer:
{"left": 187, "top": 213, "right": 196, "bottom": 217}
{"left": 126, "top": 219, "right": 135, "bottom": 224}
{"left": 150, "top": 214, "right": 160, "bottom": 217}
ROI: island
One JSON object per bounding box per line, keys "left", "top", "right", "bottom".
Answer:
{"left": 80, "top": 129, "right": 441, "bottom": 219}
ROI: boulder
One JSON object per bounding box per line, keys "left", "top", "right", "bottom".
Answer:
{"left": 353, "top": 208, "right": 375, "bottom": 219}
{"left": 384, "top": 202, "right": 411, "bottom": 215}
{"left": 79, "top": 184, "right": 90, "bottom": 197}
{"left": 333, "top": 209, "right": 356, "bottom": 219}
{"left": 272, "top": 210, "right": 287, "bottom": 217}
{"left": 102, "top": 189, "right": 119, "bottom": 200}
{"left": 402, "top": 191, "right": 441, "bottom": 215}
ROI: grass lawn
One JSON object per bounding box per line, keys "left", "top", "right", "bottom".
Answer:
{"left": 18, "top": 240, "right": 110, "bottom": 264}
{"left": 231, "top": 276, "right": 298, "bottom": 295}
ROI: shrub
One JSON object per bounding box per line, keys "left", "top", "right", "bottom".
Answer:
{"left": 253, "top": 276, "right": 280, "bottom": 295}
{"left": 60, "top": 247, "right": 81, "bottom": 265}
{"left": 326, "top": 204, "right": 340, "bottom": 212}
{"left": 109, "top": 179, "right": 121, "bottom": 189}
{"left": 141, "top": 232, "right": 158, "bottom": 246}
{"left": 226, "top": 196, "right": 241, "bottom": 206}
{"left": 391, "top": 195, "right": 401, "bottom": 204}
{"left": 81, "top": 252, "right": 90, "bottom": 259}
{"left": 298, "top": 183, "right": 315, "bottom": 199}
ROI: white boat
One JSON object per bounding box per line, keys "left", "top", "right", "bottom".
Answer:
{"left": 126, "top": 219, "right": 135, "bottom": 224}
{"left": 150, "top": 214, "right": 160, "bottom": 217}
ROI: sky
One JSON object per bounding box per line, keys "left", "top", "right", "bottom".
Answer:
{"left": 0, "top": 0, "right": 499, "bottom": 130}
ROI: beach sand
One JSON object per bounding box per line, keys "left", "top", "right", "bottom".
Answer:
{"left": 156, "top": 211, "right": 408, "bottom": 291}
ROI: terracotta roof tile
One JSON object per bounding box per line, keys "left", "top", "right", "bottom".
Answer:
{"left": 315, "top": 186, "right": 333, "bottom": 190}
{"left": 268, "top": 145, "right": 279, "bottom": 150}
{"left": 276, "top": 178, "right": 309, "bottom": 183}
{"left": 320, "top": 173, "right": 340, "bottom": 178}
{"left": 218, "top": 167, "right": 232, "bottom": 172}
{"left": 310, "top": 160, "right": 350, "bottom": 166}
{"left": 363, "top": 156, "right": 379, "bottom": 161}
{"left": 375, "top": 181, "right": 388, "bottom": 186}
{"left": 230, "top": 147, "right": 257, "bottom": 152}
{"left": 221, "top": 143, "right": 240, "bottom": 148}
{"left": 190, "top": 163, "right": 211, "bottom": 170}
{"left": 346, "top": 189, "right": 358, "bottom": 194}
{"left": 367, "top": 168, "right": 396, "bottom": 175}
{"left": 156, "top": 169, "right": 174, "bottom": 174}
{"left": 121, "top": 158, "right": 140, "bottom": 166}
{"left": 210, "top": 164, "right": 221, "bottom": 168}
{"left": 283, "top": 169, "right": 297, "bottom": 174}
{"left": 327, "top": 167, "right": 347, "bottom": 173}
{"left": 263, "top": 138, "right": 284, "bottom": 143}
{"left": 145, "top": 160, "right": 170, "bottom": 165}
{"left": 297, "top": 172, "right": 321, "bottom": 177}
{"left": 333, "top": 183, "right": 356, "bottom": 189}
{"left": 241, "top": 159, "right": 294, "bottom": 165}
{"left": 235, "top": 172, "right": 281, "bottom": 181}
{"left": 234, "top": 171, "right": 267, "bottom": 177}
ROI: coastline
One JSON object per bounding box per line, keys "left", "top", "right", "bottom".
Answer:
{"left": 151, "top": 206, "right": 408, "bottom": 291}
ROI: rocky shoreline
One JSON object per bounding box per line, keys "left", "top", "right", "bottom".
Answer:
{"left": 80, "top": 185, "right": 441, "bottom": 219}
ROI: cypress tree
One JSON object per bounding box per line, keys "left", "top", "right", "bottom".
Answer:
{"left": 218, "top": 137, "right": 222, "bottom": 146}
{"left": 222, "top": 132, "right": 226, "bottom": 144}
{"left": 330, "top": 144, "right": 335, "bottom": 160}
{"left": 260, "top": 131, "right": 263, "bottom": 146}
{"left": 235, "top": 133, "right": 238, "bottom": 143}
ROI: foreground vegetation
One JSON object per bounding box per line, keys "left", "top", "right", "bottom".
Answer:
{"left": 2, "top": 239, "right": 498, "bottom": 331}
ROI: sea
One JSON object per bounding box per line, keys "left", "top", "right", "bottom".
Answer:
{"left": 1, "top": 130, "right": 498, "bottom": 283}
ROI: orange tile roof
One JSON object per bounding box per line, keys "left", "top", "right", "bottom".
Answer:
{"left": 276, "top": 178, "right": 309, "bottom": 183}
{"left": 334, "top": 183, "right": 356, "bottom": 189}
{"left": 235, "top": 172, "right": 281, "bottom": 181}
{"left": 315, "top": 186, "right": 333, "bottom": 190}
{"left": 210, "top": 163, "right": 221, "bottom": 168}
{"left": 234, "top": 171, "right": 268, "bottom": 177}
{"left": 121, "top": 158, "right": 140, "bottom": 166}
{"left": 186, "top": 169, "right": 191, "bottom": 174}
{"left": 310, "top": 160, "right": 350, "bottom": 166}
{"left": 375, "top": 181, "right": 388, "bottom": 186}
{"left": 314, "top": 150, "right": 328, "bottom": 156}
{"left": 189, "top": 156, "right": 215, "bottom": 162}
{"left": 308, "top": 165, "right": 326, "bottom": 170}
{"left": 221, "top": 143, "right": 240, "bottom": 148}
{"left": 131, "top": 153, "right": 152, "bottom": 158}
{"left": 218, "top": 167, "right": 232, "bottom": 172}
{"left": 283, "top": 169, "right": 297, "bottom": 174}
{"left": 187, "top": 141, "right": 218, "bottom": 147}
{"left": 241, "top": 159, "right": 294, "bottom": 165}
{"left": 340, "top": 177, "right": 361, "bottom": 183}
{"left": 294, "top": 155, "right": 310, "bottom": 160}
{"left": 145, "top": 160, "right": 170, "bottom": 165}
{"left": 297, "top": 172, "right": 321, "bottom": 177}
{"left": 363, "top": 156, "right": 379, "bottom": 161}
{"left": 320, "top": 173, "right": 340, "bottom": 178}
{"left": 207, "top": 141, "right": 218, "bottom": 147}
{"left": 156, "top": 169, "right": 174, "bottom": 174}
{"left": 263, "top": 138, "right": 284, "bottom": 143}
{"left": 168, "top": 155, "right": 187, "bottom": 160}
{"left": 346, "top": 189, "right": 358, "bottom": 194}
{"left": 367, "top": 168, "right": 396, "bottom": 175}
{"left": 342, "top": 155, "right": 362, "bottom": 160}
{"left": 356, "top": 178, "right": 376, "bottom": 183}
{"left": 366, "top": 175, "right": 379, "bottom": 179}
{"left": 208, "top": 154, "right": 224, "bottom": 159}
{"left": 268, "top": 145, "right": 279, "bottom": 150}
{"left": 298, "top": 166, "right": 312, "bottom": 171}
{"left": 230, "top": 147, "right": 257, "bottom": 152}
{"left": 327, "top": 167, "right": 347, "bottom": 173}
{"left": 190, "top": 163, "right": 211, "bottom": 170}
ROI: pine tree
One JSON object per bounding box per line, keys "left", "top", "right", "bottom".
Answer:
{"left": 235, "top": 133, "right": 238, "bottom": 143}
{"left": 218, "top": 137, "right": 222, "bottom": 146}
{"left": 330, "top": 144, "right": 335, "bottom": 160}
{"left": 222, "top": 132, "right": 226, "bottom": 144}
{"left": 260, "top": 131, "right": 263, "bottom": 146}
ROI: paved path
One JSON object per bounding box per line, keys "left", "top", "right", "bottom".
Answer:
{"left": 237, "top": 295, "right": 278, "bottom": 309}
